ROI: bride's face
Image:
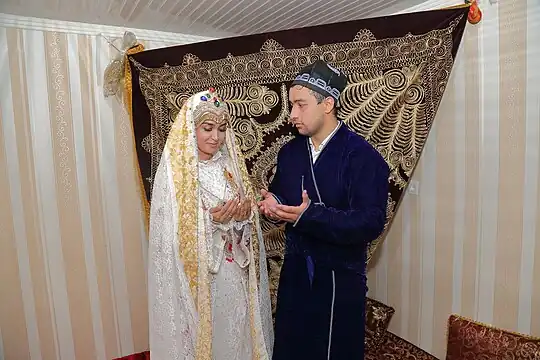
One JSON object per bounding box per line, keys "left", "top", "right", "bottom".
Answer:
{"left": 196, "top": 118, "right": 227, "bottom": 160}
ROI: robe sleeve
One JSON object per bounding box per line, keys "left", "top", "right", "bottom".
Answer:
{"left": 265, "top": 148, "right": 288, "bottom": 225}
{"left": 294, "top": 149, "right": 389, "bottom": 245}
{"left": 268, "top": 147, "right": 287, "bottom": 205}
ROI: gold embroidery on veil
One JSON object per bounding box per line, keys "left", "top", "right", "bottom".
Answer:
{"left": 166, "top": 95, "right": 268, "bottom": 359}
{"left": 166, "top": 103, "right": 214, "bottom": 358}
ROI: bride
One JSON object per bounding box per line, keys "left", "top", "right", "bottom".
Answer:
{"left": 148, "top": 88, "right": 273, "bottom": 360}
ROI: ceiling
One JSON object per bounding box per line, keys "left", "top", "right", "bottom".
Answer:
{"left": 0, "top": 0, "right": 431, "bottom": 38}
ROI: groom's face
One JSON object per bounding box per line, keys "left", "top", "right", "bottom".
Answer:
{"left": 288, "top": 85, "right": 325, "bottom": 137}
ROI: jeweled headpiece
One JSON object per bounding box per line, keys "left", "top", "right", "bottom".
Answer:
{"left": 192, "top": 87, "right": 230, "bottom": 126}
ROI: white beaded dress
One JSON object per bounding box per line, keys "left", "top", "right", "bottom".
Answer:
{"left": 147, "top": 89, "right": 273, "bottom": 360}
{"left": 199, "top": 150, "right": 253, "bottom": 359}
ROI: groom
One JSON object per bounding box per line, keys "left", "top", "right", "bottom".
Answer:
{"left": 258, "top": 60, "right": 389, "bottom": 359}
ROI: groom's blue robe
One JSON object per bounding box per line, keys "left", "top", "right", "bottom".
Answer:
{"left": 270, "top": 123, "right": 389, "bottom": 360}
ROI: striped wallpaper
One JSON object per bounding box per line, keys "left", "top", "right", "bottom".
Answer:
{"left": 0, "top": 20, "right": 198, "bottom": 360}
{"left": 367, "top": 0, "right": 540, "bottom": 358}
{"left": 1, "top": 0, "right": 539, "bottom": 359}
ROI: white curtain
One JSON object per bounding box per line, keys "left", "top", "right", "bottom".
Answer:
{"left": 0, "top": 14, "right": 214, "bottom": 360}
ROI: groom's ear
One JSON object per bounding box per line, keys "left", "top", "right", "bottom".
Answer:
{"left": 323, "top": 96, "right": 336, "bottom": 115}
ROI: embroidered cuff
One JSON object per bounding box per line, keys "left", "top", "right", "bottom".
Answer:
{"left": 213, "top": 224, "right": 233, "bottom": 233}
{"left": 233, "top": 218, "right": 250, "bottom": 231}
{"left": 233, "top": 206, "right": 254, "bottom": 231}
{"left": 211, "top": 217, "right": 233, "bottom": 233}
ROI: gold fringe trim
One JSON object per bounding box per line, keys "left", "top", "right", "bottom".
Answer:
{"left": 123, "top": 44, "right": 150, "bottom": 234}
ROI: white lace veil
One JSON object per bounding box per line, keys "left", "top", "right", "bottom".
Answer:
{"left": 148, "top": 89, "right": 273, "bottom": 360}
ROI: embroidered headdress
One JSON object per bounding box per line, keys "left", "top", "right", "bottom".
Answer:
{"left": 191, "top": 87, "right": 230, "bottom": 126}
{"left": 291, "top": 59, "right": 347, "bottom": 102}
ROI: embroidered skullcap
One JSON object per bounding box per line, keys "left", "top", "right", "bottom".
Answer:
{"left": 291, "top": 59, "right": 347, "bottom": 102}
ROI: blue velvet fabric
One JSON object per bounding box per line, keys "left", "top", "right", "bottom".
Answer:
{"left": 269, "top": 124, "right": 389, "bottom": 272}
{"left": 271, "top": 124, "right": 389, "bottom": 359}
{"left": 273, "top": 255, "right": 368, "bottom": 360}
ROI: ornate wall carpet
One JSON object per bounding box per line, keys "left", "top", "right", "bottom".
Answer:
{"left": 127, "top": 8, "right": 468, "bottom": 308}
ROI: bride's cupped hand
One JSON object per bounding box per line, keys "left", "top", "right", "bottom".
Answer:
{"left": 233, "top": 198, "right": 252, "bottom": 222}
{"left": 209, "top": 199, "right": 238, "bottom": 224}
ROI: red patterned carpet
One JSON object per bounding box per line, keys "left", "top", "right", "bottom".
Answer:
{"left": 113, "top": 351, "right": 149, "bottom": 360}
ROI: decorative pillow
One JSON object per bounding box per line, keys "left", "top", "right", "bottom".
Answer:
{"left": 365, "top": 297, "right": 395, "bottom": 351}
{"left": 365, "top": 331, "right": 439, "bottom": 360}
{"left": 446, "top": 314, "right": 540, "bottom": 360}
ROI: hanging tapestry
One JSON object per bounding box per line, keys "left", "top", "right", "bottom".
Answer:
{"left": 128, "top": 7, "right": 468, "bottom": 264}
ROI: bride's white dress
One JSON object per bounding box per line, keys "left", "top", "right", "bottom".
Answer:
{"left": 148, "top": 148, "right": 272, "bottom": 360}
{"left": 199, "top": 151, "right": 253, "bottom": 359}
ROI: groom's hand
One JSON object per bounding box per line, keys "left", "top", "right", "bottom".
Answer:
{"left": 257, "top": 189, "right": 280, "bottom": 220}
{"left": 273, "top": 191, "right": 310, "bottom": 223}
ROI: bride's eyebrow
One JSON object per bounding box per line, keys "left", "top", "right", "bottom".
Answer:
{"left": 201, "top": 120, "right": 217, "bottom": 126}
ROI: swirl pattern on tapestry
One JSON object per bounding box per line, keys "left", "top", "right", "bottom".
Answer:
{"left": 132, "top": 16, "right": 463, "bottom": 263}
